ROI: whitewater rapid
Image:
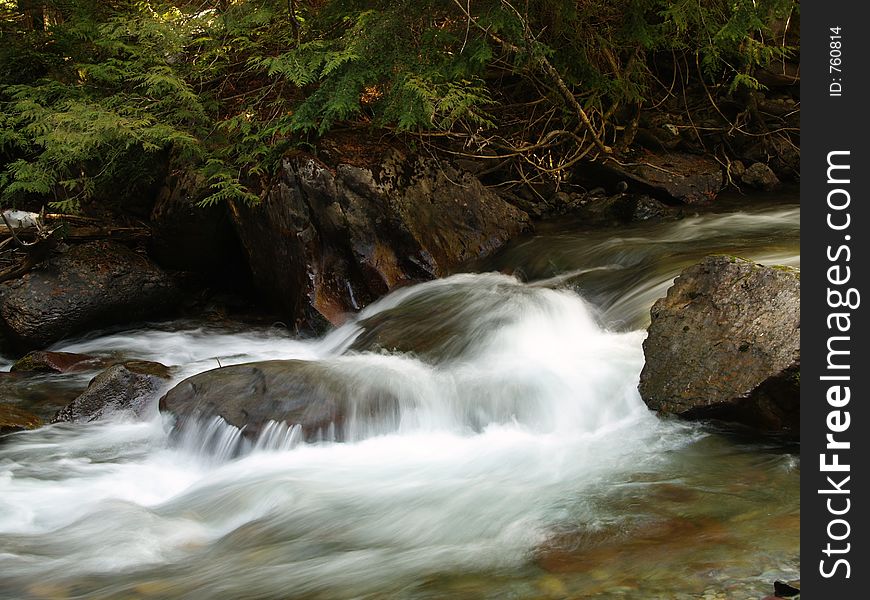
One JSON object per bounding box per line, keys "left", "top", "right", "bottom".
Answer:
{"left": 0, "top": 275, "right": 696, "bottom": 598}
{"left": 0, "top": 202, "right": 800, "bottom": 599}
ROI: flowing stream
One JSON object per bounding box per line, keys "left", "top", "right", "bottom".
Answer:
{"left": 0, "top": 198, "right": 799, "bottom": 599}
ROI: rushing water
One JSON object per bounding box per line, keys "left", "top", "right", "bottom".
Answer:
{"left": 0, "top": 200, "right": 799, "bottom": 599}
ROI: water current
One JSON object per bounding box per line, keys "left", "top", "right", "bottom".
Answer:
{"left": 0, "top": 198, "right": 800, "bottom": 599}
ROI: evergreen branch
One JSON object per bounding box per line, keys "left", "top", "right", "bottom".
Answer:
{"left": 449, "top": 0, "right": 612, "bottom": 155}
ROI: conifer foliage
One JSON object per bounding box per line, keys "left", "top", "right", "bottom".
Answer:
{"left": 0, "top": 0, "right": 798, "bottom": 211}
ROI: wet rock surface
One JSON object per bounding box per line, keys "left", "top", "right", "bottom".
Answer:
{"left": 0, "top": 242, "right": 180, "bottom": 351}
{"left": 0, "top": 370, "right": 85, "bottom": 422}
{"left": 639, "top": 256, "right": 800, "bottom": 435}
{"left": 10, "top": 351, "right": 109, "bottom": 373}
{"left": 160, "top": 359, "right": 401, "bottom": 441}
{"left": 573, "top": 192, "right": 679, "bottom": 224}
{"left": 229, "top": 151, "right": 529, "bottom": 329}
{"left": 0, "top": 402, "right": 43, "bottom": 434}
{"left": 52, "top": 361, "right": 172, "bottom": 423}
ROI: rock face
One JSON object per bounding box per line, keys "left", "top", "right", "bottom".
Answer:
{"left": 229, "top": 151, "right": 530, "bottom": 328}
{"left": 52, "top": 361, "right": 172, "bottom": 423}
{"left": 160, "top": 360, "right": 400, "bottom": 441}
{"left": 638, "top": 256, "right": 800, "bottom": 434}
{"left": 0, "top": 242, "right": 180, "bottom": 351}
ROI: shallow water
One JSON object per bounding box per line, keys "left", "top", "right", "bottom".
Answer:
{"left": 0, "top": 200, "right": 799, "bottom": 599}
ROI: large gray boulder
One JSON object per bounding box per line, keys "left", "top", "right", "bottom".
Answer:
{"left": 0, "top": 242, "right": 180, "bottom": 351}
{"left": 638, "top": 256, "right": 799, "bottom": 434}
{"left": 159, "top": 360, "right": 400, "bottom": 441}
{"left": 52, "top": 361, "right": 172, "bottom": 423}
{"left": 229, "top": 150, "right": 530, "bottom": 329}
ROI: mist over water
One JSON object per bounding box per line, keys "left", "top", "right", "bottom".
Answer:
{"left": 0, "top": 202, "right": 799, "bottom": 599}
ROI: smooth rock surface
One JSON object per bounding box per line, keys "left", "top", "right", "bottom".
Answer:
{"left": 160, "top": 360, "right": 401, "bottom": 441}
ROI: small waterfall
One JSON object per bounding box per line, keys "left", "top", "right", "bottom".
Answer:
{"left": 0, "top": 201, "right": 800, "bottom": 600}
{"left": 253, "top": 421, "right": 304, "bottom": 451}
{"left": 157, "top": 275, "right": 649, "bottom": 453}
{"left": 172, "top": 417, "right": 305, "bottom": 460}
{"left": 174, "top": 415, "right": 248, "bottom": 461}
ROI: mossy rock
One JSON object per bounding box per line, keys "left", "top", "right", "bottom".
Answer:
{"left": 0, "top": 403, "right": 43, "bottom": 434}
{"left": 11, "top": 351, "right": 108, "bottom": 373}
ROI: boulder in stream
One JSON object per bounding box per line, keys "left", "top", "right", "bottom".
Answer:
{"left": 52, "top": 361, "right": 172, "bottom": 423}
{"left": 0, "top": 241, "right": 180, "bottom": 351}
{"left": 573, "top": 193, "right": 678, "bottom": 225}
{"left": 638, "top": 255, "right": 800, "bottom": 435}
{"left": 160, "top": 360, "right": 400, "bottom": 441}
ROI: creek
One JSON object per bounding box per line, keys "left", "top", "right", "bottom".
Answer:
{"left": 0, "top": 197, "right": 799, "bottom": 599}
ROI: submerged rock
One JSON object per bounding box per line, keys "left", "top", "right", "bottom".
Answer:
{"left": 348, "top": 275, "right": 533, "bottom": 361}
{"left": 0, "top": 242, "right": 180, "bottom": 351}
{"left": 0, "top": 402, "right": 43, "bottom": 434}
{"left": 638, "top": 256, "right": 799, "bottom": 435}
{"left": 229, "top": 150, "right": 530, "bottom": 329}
{"left": 11, "top": 351, "right": 108, "bottom": 373}
{"left": 52, "top": 361, "right": 172, "bottom": 423}
{"left": 0, "top": 371, "right": 83, "bottom": 422}
{"left": 773, "top": 580, "right": 800, "bottom": 598}
{"left": 159, "top": 360, "right": 400, "bottom": 441}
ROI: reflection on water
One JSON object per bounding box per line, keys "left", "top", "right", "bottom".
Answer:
{"left": 0, "top": 200, "right": 799, "bottom": 599}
